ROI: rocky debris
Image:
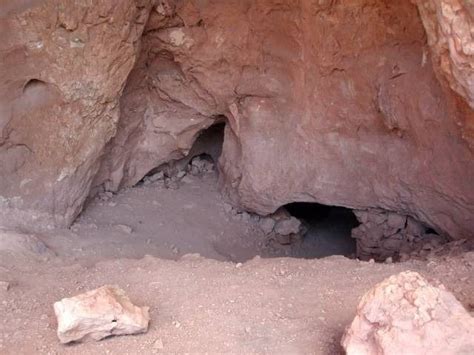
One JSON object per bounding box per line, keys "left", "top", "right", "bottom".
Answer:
{"left": 342, "top": 271, "right": 474, "bottom": 355}
{"left": 0, "top": 230, "right": 54, "bottom": 259}
{"left": 351, "top": 210, "right": 448, "bottom": 261}
{"left": 222, "top": 203, "right": 306, "bottom": 244}
{"left": 140, "top": 155, "right": 215, "bottom": 190}
{"left": 189, "top": 156, "right": 214, "bottom": 176}
{"left": 143, "top": 171, "right": 165, "bottom": 185}
{"left": 254, "top": 209, "right": 307, "bottom": 245}
{"left": 97, "top": 192, "right": 114, "bottom": 202}
{"left": 258, "top": 217, "right": 276, "bottom": 235}
{"left": 54, "top": 285, "right": 150, "bottom": 344}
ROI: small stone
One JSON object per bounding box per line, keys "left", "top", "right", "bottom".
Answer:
{"left": 114, "top": 224, "right": 133, "bottom": 234}
{"left": 165, "top": 180, "right": 179, "bottom": 190}
{"left": 108, "top": 202, "right": 117, "bottom": 207}
{"left": 181, "top": 176, "right": 193, "bottom": 184}
{"left": 54, "top": 285, "right": 150, "bottom": 344}
{"left": 386, "top": 213, "right": 406, "bottom": 229}
{"left": 152, "top": 338, "right": 164, "bottom": 350}
{"left": 99, "top": 191, "right": 113, "bottom": 201}
{"left": 385, "top": 257, "right": 393, "bottom": 264}
{"left": 274, "top": 217, "right": 302, "bottom": 236}
{"left": 368, "top": 258, "right": 375, "bottom": 264}
{"left": 259, "top": 217, "right": 276, "bottom": 235}
{"left": 148, "top": 171, "right": 164, "bottom": 182}
{"left": 177, "top": 171, "right": 186, "bottom": 179}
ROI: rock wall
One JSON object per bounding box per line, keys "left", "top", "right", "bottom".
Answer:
{"left": 98, "top": 0, "right": 474, "bottom": 240}
{"left": 413, "top": 0, "right": 474, "bottom": 145}
{"left": 93, "top": 4, "right": 221, "bottom": 191}
{"left": 0, "top": 0, "right": 153, "bottom": 229}
{"left": 1, "top": 0, "right": 473, "bottom": 241}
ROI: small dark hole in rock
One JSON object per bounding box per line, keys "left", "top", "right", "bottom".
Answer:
{"left": 23, "top": 78, "right": 47, "bottom": 93}
{"left": 284, "top": 202, "right": 359, "bottom": 259}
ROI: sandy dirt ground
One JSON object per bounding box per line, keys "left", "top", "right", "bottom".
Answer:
{"left": 0, "top": 174, "right": 473, "bottom": 354}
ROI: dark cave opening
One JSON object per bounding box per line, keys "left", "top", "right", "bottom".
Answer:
{"left": 282, "top": 202, "right": 360, "bottom": 259}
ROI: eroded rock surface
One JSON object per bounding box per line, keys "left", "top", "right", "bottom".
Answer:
{"left": 98, "top": 0, "right": 474, "bottom": 240}
{"left": 0, "top": 1, "right": 473, "bottom": 240}
{"left": 342, "top": 271, "right": 474, "bottom": 355}
{"left": 54, "top": 285, "right": 150, "bottom": 344}
{"left": 413, "top": 0, "right": 474, "bottom": 144}
{"left": 0, "top": 0, "right": 154, "bottom": 229}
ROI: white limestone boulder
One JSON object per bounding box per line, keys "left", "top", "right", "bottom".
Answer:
{"left": 54, "top": 285, "right": 150, "bottom": 344}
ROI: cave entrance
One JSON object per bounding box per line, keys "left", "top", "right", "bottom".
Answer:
{"left": 281, "top": 202, "right": 360, "bottom": 259}
{"left": 68, "top": 122, "right": 364, "bottom": 265}
{"left": 141, "top": 121, "right": 226, "bottom": 185}
{"left": 179, "top": 121, "right": 226, "bottom": 174}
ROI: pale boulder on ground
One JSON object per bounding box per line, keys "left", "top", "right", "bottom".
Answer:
{"left": 54, "top": 285, "right": 150, "bottom": 344}
{"left": 342, "top": 271, "right": 474, "bottom": 355}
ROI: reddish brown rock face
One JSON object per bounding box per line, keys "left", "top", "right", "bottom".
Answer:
{"left": 214, "top": 0, "right": 474, "bottom": 239}
{"left": 0, "top": 0, "right": 153, "bottom": 229}
{"left": 1, "top": 0, "right": 473, "bottom": 241}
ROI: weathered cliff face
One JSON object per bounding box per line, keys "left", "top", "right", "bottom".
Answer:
{"left": 97, "top": 0, "right": 474, "bottom": 240}
{"left": 1, "top": 0, "right": 473, "bottom": 242}
{"left": 0, "top": 1, "right": 153, "bottom": 229}
{"left": 93, "top": 4, "right": 221, "bottom": 191}
{"left": 413, "top": 0, "right": 474, "bottom": 145}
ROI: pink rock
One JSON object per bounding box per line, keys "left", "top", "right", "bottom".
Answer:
{"left": 342, "top": 271, "right": 474, "bottom": 355}
{"left": 54, "top": 285, "right": 150, "bottom": 344}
